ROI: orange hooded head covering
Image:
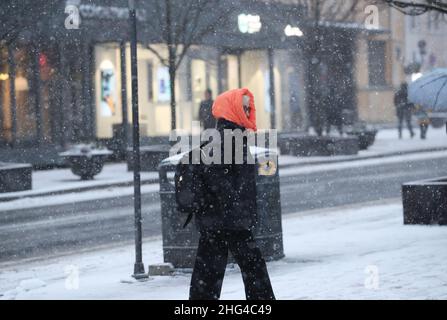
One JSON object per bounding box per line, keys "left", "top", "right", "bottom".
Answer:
{"left": 212, "top": 88, "right": 257, "bottom": 131}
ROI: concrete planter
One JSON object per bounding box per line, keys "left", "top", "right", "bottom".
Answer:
{"left": 346, "top": 129, "right": 377, "bottom": 150}
{"left": 279, "top": 133, "right": 359, "bottom": 157}
{"left": 60, "top": 145, "right": 112, "bottom": 180}
{"left": 0, "top": 146, "right": 65, "bottom": 168}
{"left": 127, "top": 144, "right": 172, "bottom": 172}
{"left": 402, "top": 177, "right": 447, "bottom": 225}
{"left": 0, "top": 162, "right": 32, "bottom": 193}
{"left": 108, "top": 123, "right": 150, "bottom": 160}
{"left": 277, "top": 131, "right": 306, "bottom": 155}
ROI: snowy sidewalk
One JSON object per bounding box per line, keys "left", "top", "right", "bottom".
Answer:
{"left": 1, "top": 199, "right": 446, "bottom": 300}
{"left": 0, "top": 128, "right": 445, "bottom": 203}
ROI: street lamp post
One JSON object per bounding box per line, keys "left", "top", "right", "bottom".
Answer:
{"left": 120, "top": 41, "right": 129, "bottom": 156}
{"left": 128, "top": 0, "right": 146, "bottom": 279}
{"left": 267, "top": 47, "right": 276, "bottom": 130}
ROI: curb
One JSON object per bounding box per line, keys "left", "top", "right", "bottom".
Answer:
{"left": 0, "top": 177, "right": 160, "bottom": 203}
{"left": 280, "top": 146, "right": 447, "bottom": 169}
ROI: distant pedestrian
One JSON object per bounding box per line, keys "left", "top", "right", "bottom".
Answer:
{"left": 324, "top": 87, "right": 343, "bottom": 136}
{"left": 198, "top": 89, "right": 215, "bottom": 130}
{"left": 289, "top": 91, "right": 303, "bottom": 130}
{"left": 394, "top": 83, "right": 415, "bottom": 139}
{"left": 189, "top": 88, "right": 275, "bottom": 300}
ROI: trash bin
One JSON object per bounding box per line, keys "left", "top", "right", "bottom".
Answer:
{"left": 158, "top": 147, "right": 284, "bottom": 268}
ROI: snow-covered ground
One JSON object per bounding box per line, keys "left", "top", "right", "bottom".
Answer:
{"left": 1, "top": 199, "right": 446, "bottom": 300}
{"left": 0, "top": 164, "right": 160, "bottom": 201}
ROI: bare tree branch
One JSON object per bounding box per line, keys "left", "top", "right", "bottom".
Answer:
{"left": 381, "top": 0, "right": 447, "bottom": 15}
{"left": 1, "top": 0, "right": 56, "bottom": 45}
{"left": 145, "top": 0, "right": 228, "bottom": 73}
{"left": 336, "top": 1, "right": 362, "bottom": 21}
{"left": 173, "top": 0, "right": 196, "bottom": 47}
{"left": 139, "top": 0, "right": 233, "bottom": 129}
{"left": 147, "top": 44, "right": 168, "bottom": 66}
{"left": 177, "top": 0, "right": 231, "bottom": 70}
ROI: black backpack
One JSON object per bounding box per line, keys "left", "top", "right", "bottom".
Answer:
{"left": 174, "top": 147, "right": 205, "bottom": 228}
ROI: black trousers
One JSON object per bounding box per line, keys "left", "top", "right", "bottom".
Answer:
{"left": 189, "top": 229, "right": 275, "bottom": 300}
{"left": 397, "top": 109, "right": 414, "bottom": 137}
{"left": 420, "top": 123, "right": 428, "bottom": 139}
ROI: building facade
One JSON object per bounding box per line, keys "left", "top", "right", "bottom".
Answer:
{"left": 1, "top": 0, "right": 418, "bottom": 165}
{"left": 404, "top": 12, "right": 447, "bottom": 74}
{"left": 356, "top": 4, "right": 405, "bottom": 124}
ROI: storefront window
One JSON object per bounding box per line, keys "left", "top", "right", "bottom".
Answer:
{"left": 368, "top": 40, "right": 387, "bottom": 87}
{"left": 14, "top": 46, "right": 37, "bottom": 143}
{"left": 0, "top": 45, "right": 59, "bottom": 146}
{"left": 156, "top": 65, "right": 171, "bottom": 102}
{"left": 95, "top": 43, "right": 124, "bottom": 139}
{"left": 99, "top": 60, "right": 117, "bottom": 117}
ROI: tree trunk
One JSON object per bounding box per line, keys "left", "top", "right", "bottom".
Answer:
{"left": 166, "top": 0, "right": 177, "bottom": 131}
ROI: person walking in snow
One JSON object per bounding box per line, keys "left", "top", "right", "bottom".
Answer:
{"left": 198, "top": 88, "right": 215, "bottom": 130}
{"left": 394, "top": 82, "right": 415, "bottom": 139}
{"left": 189, "top": 88, "right": 275, "bottom": 300}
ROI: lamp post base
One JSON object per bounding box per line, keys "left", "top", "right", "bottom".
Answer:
{"left": 132, "top": 262, "right": 148, "bottom": 279}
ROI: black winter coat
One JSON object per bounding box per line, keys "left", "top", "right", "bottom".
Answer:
{"left": 194, "top": 119, "right": 257, "bottom": 232}
{"left": 394, "top": 86, "right": 413, "bottom": 113}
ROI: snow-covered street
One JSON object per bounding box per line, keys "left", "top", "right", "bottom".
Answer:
{"left": 1, "top": 199, "right": 446, "bottom": 300}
